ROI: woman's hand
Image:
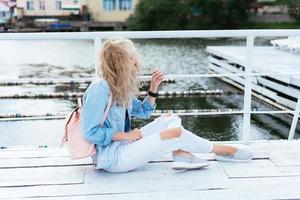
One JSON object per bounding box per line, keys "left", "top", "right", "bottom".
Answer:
{"left": 112, "top": 128, "right": 142, "bottom": 142}
{"left": 149, "top": 69, "right": 164, "bottom": 93}
{"left": 125, "top": 128, "right": 143, "bottom": 142}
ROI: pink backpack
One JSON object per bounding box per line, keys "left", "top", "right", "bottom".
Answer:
{"left": 61, "top": 95, "right": 112, "bottom": 160}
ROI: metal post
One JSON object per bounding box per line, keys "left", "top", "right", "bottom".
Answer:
{"left": 288, "top": 93, "right": 300, "bottom": 140}
{"left": 242, "top": 36, "right": 255, "bottom": 144}
{"left": 94, "top": 38, "right": 102, "bottom": 78}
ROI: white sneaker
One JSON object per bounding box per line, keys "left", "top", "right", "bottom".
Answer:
{"left": 214, "top": 148, "right": 254, "bottom": 163}
{"left": 172, "top": 154, "right": 210, "bottom": 170}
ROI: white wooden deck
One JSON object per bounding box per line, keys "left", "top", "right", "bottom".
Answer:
{"left": 1, "top": 140, "right": 300, "bottom": 200}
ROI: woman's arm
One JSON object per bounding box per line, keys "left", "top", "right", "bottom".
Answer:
{"left": 148, "top": 69, "right": 164, "bottom": 106}
{"left": 112, "top": 128, "right": 142, "bottom": 142}
{"left": 130, "top": 69, "right": 164, "bottom": 119}
{"left": 81, "top": 82, "right": 119, "bottom": 147}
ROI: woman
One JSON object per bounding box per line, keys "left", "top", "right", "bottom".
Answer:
{"left": 81, "top": 38, "right": 253, "bottom": 173}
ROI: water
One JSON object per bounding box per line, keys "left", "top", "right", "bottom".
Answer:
{"left": 0, "top": 38, "right": 298, "bottom": 147}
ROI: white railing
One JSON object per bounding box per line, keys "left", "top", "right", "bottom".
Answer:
{"left": 1, "top": 30, "right": 300, "bottom": 144}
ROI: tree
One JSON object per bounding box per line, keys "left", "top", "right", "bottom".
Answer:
{"left": 287, "top": 0, "right": 300, "bottom": 22}
{"left": 127, "top": 0, "right": 189, "bottom": 30}
{"left": 127, "top": 0, "right": 254, "bottom": 30}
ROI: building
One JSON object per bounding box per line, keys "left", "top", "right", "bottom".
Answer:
{"left": 0, "top": 0, "right": 12, "bottom": 24}
{"left": 16, "top": 0, "right": 85, "bottom": 18}
{"left": 12, "top": 0, "right": 139, "bottom": 31}
{"left": 87, "top": 0, "right": 138, "bottom": 22}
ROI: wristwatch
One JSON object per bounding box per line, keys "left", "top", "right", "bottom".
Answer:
{"left": 147, "top": 90, "right": 158, "bottom": 98}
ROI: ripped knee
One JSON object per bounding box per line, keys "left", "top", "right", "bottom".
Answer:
{"left": 159, "top": 127, "right": 182, "bottom": 140}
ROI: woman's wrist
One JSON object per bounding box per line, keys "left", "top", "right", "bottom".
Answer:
{"left": 112, "top": 131, "right": 127, "bottom": 141}
{"left": 149, "top": 84, "right": 158, "bottom": 93}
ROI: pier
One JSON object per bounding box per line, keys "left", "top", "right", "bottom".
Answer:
{"left": 1, "top": 30, "right": 300, "bottom": 199}
{"left": 207, "top": 46, "right": 300, "bottom": 110}
{"left": 1, "top": 140, "right": 300, "bottom": 199}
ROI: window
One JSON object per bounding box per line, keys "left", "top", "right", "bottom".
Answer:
{"left": 103, "top": 0, "right": 116, "bottom": 11}
{"left": 56, "top": 1, "right": 62, "bottom": 10}
{"left": 26, "top": 1, "right": 34, "bottom": 10}
{"left": 119, "top": 0, "right": 131, "bottom": 11}
{"left": 1, "top": 11, "right": 6, "bottom": 18}
{"left": 39, "top": 1, "right": 45, "bottom": 10}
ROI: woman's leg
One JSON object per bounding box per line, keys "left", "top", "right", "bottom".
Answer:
{"left": 104, "top": 127, "right": 184, "bottom": 173}
{"left": 138, "top": 113, "right": 174, "bottom": 138}
{"left": 104, "top": 115, "right": 213, "bottom": 173}
{"left": 159, "top": 114, "right": 238, "bottom": 156}
{"left": 104, "top": 114, "right": 241, "bottom": 173}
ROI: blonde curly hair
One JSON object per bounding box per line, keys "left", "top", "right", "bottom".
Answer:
{"left": 98, "top": 38, "right": 141, "bottom": 108}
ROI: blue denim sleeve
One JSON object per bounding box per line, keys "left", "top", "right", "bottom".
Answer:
{"left": 81, "top": 81, "right": 118, "bottom": 147}
{"left": 130, "top": 96, "right": 156, "bottom": 119}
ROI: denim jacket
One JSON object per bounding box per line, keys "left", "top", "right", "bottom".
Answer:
{"left": 81, "top": 78, "right": 156, "bottom": 169}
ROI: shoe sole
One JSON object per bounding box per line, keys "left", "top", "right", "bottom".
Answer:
{"left": 171, "top": 162, "right": 210, "bottom": 170}
{"left": 214, "top": 155, "right": 253, "bottom": 163}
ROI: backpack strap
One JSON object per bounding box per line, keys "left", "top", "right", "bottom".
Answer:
{"left": 100, "top": 92, "right": 112, "bottom": 127}
{"left": 61, "top": 92, "right": 112, "bottom": 148}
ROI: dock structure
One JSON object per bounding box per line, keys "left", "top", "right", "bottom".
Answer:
{"left": 206, "top": 46, "right": 300, "bottom": 110}
{"left": 1, "top": 140, "right": 300, "bottom": 199}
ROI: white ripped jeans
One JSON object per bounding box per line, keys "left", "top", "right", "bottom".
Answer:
{"left": 103, "top": 114, "right": 214, "bottom": 173}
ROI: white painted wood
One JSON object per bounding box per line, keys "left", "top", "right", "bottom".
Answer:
{"left": 208, "top": 56, "right": 244, "bottom": 74}
{"left": 270, "top": 151, "right": 300, "bottom": 167}
{"left": 209, "top": 63, "right": 298, "bottom": 110}
{"left": 0, "top": 157, "right": 92, "bottom": 168}
{"left": 289, "top": 93, "right": 300, "bottom": 140}
{"left": 0, "top": 162, "right": 229, "bottom": 199}
{"left": 0, "top": 147, "right": 69, "bottom": 159}
{"left": 224, "top": 166, "right": 300, "bottom": 178}
{"left": 19, "top": 190, "right": 257, "bottom": 200}
{"left": 229, "top": 176, "right": 300, "bottom": 200}
{"left": 207, "top": 46, "right": 300, "bottom": 86}
{"left": 208, "top": 47, "right": 300, "bottom": 110}
{"left": 0, "top": 166, "right": 86, "bottom": 187}
{"left": 0, "top": 30, "right": 300, "bottom": 41}
{"left": 209, "top": 63, "right": 245, "bottom": 84}
{"left": 258, "top": 77, "right": 299, "bottom": 99}
{"left": 291, "top": 76, "right": 300, "bottom": 86}
{"left": 0, "top": 141, "right": 299, "bottom": 199}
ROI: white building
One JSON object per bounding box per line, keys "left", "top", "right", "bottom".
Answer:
{"left": 0, "top": 1, "right": 11, "bottom": 23}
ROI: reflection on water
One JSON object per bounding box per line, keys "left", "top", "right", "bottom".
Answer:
{"left": 0, "top": 38, "right": 298, "bottom": 147}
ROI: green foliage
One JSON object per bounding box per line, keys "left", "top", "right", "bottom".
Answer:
{"left": 127, "top": 0, "right": 189, "bottom": 30}
{"left": 287, "top": 0, "right": 300, "bottom": 21}
{"left": 127, "top": 0, "right": 255, "bottom": 30}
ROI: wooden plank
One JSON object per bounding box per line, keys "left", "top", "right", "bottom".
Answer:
{"left": 0, "top": 162, "right": 230, "bottom": 199}
{"left": 207, "top": 46, "right": 300, "bottom": 85}
{"left": 224, "top": 166, "right": 300, "bottom": 178}
{"left": 270, "top": 151, "right": 300, "bottom": 167}
{"left": 0, "top": 166, "right": 86, "bottom": 187}
{"left": 258, "top": 77, "right": 299, "bottom": 99}
{"left": 291, "top": 76, "right": 300, "bottom": 87}
{"left": 20, "top": 189, "right": 256, "bottom": 200}
{"left": 0, "top": 147, "right": 69, "bottom": 159}
{"left": 229, "top": 176, "right": 300, "bottom": 199}
{"left": 0, "top": 157, "right": 92, "bottom": 168}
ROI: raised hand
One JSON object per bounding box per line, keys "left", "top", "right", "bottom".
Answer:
{"left": 150, "top": 69, "right": 164, "bottom": 92}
